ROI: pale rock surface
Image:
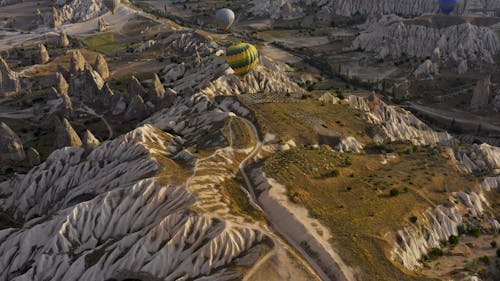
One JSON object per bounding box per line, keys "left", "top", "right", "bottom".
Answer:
{"left": 93, "top": 54, "right": 109, "bottom": 80}
{"left": 352, "top": 20, "right": 499, "bottom": 65}
{"left": 413, "top": 59, "right": 438, "bottom": 79}
{"left": 54, "top": 117, "right": 83, "bottom": 149}
{"left": 98, "top": 17, "right": 109, "bottom": 32}
{"left": 391, "top": 191, "right": 499, "bottom": 270}
{"left": 0, "top": 122, "right": 25, "bottom": 164}
{"left": 470, "top": 76, "right": 491, "bottom": 110}
{"left": 455, "top": 143, "right": 500, "bottom": 174}
{"left": 150, "top": 73, "right": 166, "bottom": 100}
{"left": 0, "top": 56, "right": 20, "bottom": 95}
{"left": 347, "top": 94, "right": 455, "bottom": 146}
{"left": 0, "top": 125, "right": 266, "bottom": 280}
{"left": 318, "top": 92, "right": 340, "bottom": 104}
{"left": 37, "top": 43, "right": 50, "bottom": 64}
{"left": 335, "top": 136, "right": 364, "bottom": 153}
{"left": 55, "top": 72, "right": 69, "bottom": 96}
{"left": 56, "top": 0, "right": 108, "bottom": 23}
{"left": 82, "top": 129, "right": 100, "bottom": 150}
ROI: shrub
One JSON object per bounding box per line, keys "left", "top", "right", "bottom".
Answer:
{"left": 428, "top": 248, "right": 444, "bottom": 258}
{"left": 323, "top": 170, "right": 340, "bottom": 178}
{"left": 448, "top": 235, "right": 459, "bottom": 245}
{"left": 389, "top": 188, "right": 400, "bottom": 197}
{"left": 478, "top": 256, "right": 491, "bottom": 265}
{"left": 491, "top": 241, "right": 497, "bottom": 248}
{"left": 469, "top": 227, "right": 481, "bottom": 238}
{"left": 496, "top": 248, "right": 500, "bottom": 258}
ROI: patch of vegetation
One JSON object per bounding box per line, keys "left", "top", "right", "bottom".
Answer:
{"left": 449, "top": 235, "right": 459, "bottom": 245}
{"left": 83, "top": 33, "right": 128, "bottom": 54}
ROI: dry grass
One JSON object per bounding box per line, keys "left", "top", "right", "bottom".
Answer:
{"left": 263, "top": 144, "right": 475, "bottom": 281}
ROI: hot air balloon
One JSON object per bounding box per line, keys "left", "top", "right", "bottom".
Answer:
{"left": 226, "top": 43, "right": 259, "bottom": 77}
{"left": 104, "top": 0, "right": 120, "bottom": 15}
{"left": 439, "top": 0, "right": 459, "bottom": 15}
{"left": 215, "top": 8, "right": 235, "bottom": 31}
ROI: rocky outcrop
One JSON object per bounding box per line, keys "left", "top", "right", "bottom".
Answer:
{"left": 455, "top": 143, "right": 500, "bottom": 174}
{"left": 0, "top": 56, "right": 20, "bottom": 95}
{"left": 47, "top": 7, "right": 62, "bottom": 28}
{"left": 97, "top": 17, "right": 109, "bottom": 32}
{"left": 0, "top": 122, "right": 25, "bottom": 164}
{"left": 59, "top": 90, "right": 75, "bottom": 118}
{"left": 54, "top": 117, "right": 82, "bottom": 149}
{"left": 150, "top": 73, "right": 166, "bottom": 100}
{"left": 93, "top": 54, "right": 109, "bottom": 80}
{"left": 69, "top": 50, "right": 86, "bottom": 74}
{"left": 125, "top": 94, "right": 149, "bottom": 121}
{"left": 352, "top": 20, "right": 499, "bottom": 66}
{"left": 82, "top": 129, "right": 100, "bottom": 150}
{"left": 413, "top": 59, "right": 438, "bottom": 79}
{"left": 318, "top": 92, "right": 340, "bottom": 104}
{"left": 58, "top": 30, "right": 70, "bottom": 47}
{"left": 391, "top": 191, "right": 500, "bottom": 270}
{"left": 335, "top": 136, "right": 364, "bottom": 153}
{"left": 128, "top": 76, "right": 147, "bottom": 97}
{"left": 25, "top": 147, "right": 41, "bottom": 167}
{"left": 470, "top": 76, "right": 492, "bottom": 110}
{"left": 347, "top": 93, "right": 456, "bottom": 146}
{"left": 68, "top": 65, "right": 105, "bottom": 102}
{"left": 0, "top": 125, "right": 266, "bottom": 280}
{"left": 56, "top": 0, "right": 108, "bottom": 23}
{"left": 54, "top": 72, "right": 69, "bottom": 96}
{"left": 38, "top": 43, "right": 50, "bottom": 64}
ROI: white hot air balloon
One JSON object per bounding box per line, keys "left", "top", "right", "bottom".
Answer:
{"left": 215, "top": 8, "right": 235, "bottom": 31}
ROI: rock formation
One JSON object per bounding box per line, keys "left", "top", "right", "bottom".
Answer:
{"left": 93, "top": 54, "right": 109, "bottom": 80}
{"left": 413, "top": 59, "right": 439, "bottom": 79}
{"left": 347, "top": 93, "right": 456, "bottom": 146}
{"left": 98, "top": 17, "right": 109, "bottom": 32}
{"left": 470, "top": 76, "right": 492, "bottom": 110}
{"left": 128, "top": 76, "right": 147, "bottom": 97}
{"left": 54, "top": 72, "right": 69, "bottom": 96}
{"left": 38, "top": 43, "right": 50, "bottom": 64}
{"left": 58, "top": 30, "right": 70, "bottom": 47}
{"left": 391, "top": 191, "right": 499, "bottom": 270}
{"left": 47, "top": 7, "right": 62, "bottom": 28}
{"left": 0, "top": 122, "right": 25, "bottom": 164}
{"left": 68, "top": 65, "right": 105, "bottom": 102}
{"left": 125, "top": 94, "right": 149, "bottom": 121}
{"left": 0, "top": 125, "right": 266, "bottom": 280}
{"left": 318, "top": 92, "right": 340, "bottom": 104}
{"left": 56, "top": 0, "right": 109, "bottom": 23}
{"left": 25, "top": 147, "right": 41, "bottom": 167}
{"left": 59, "top": 89, "right": 75, "bottom": 118}
{"left": 335, "top": 136, "right": 364, "bottom": 153}
{"left": 82, "top": 129, "right": 100, "bottom": 150}
{"left": 352, "top": 20, "right": 499, "bottom": 66}
{"left": 69, "top": 50, "right": 86, "bottom": 74}
{"left": 54, "top": 117, "right": 82, "bottom": 149}
{"left": 150, "top": 73, "right": 166, "bottom": 99}
{"left": 0, "top": 55, "right": 20, "bottom": 95}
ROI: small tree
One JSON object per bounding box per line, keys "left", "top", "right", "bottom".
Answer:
{"left": 491, "top": 240, "right": 497, "bottom": 248}
{"left": 449, "top": 235, "right": 459, "bottom": 245}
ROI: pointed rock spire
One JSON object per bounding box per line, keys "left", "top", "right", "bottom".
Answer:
{"left": 54, "top": 117, "right": 82, "bottom": 149}
{"left": 70, "top": 50, "right": 86, "bottom": 74}
{"left": 38, "top": 43, "right": 50, "bottom": 64}
{"left": 58, "top": 30, "right": 70, "bottom": 47}
{"left": 93, "top": 54, "right": 109, "bottom": 80}
{"left": 150, "top": 73, "right": 165, "bottom": 99}
{"left": 25, "top": 147, "right": 41, "bottom": 167}
{"left": 98, "top": 17, "right": 109, "bottom": 32}
{"left": 48, "top": 7, "right": 62, "bottom": 28}
{"left": 128, "top": 76, "right": 147, "bottom": 97}
{"left": 125, "top": 94, "right": 148, "bottom": 121}
{"left": 470, "top": 76, "right": 492, "bottom": 111}
{"left": 82, "top": 129, "right": 101, "bottom": 150}
{"left": 55, "top": 72, "right": 68, "bottom": 95}
{"left": 0, "top": 55, "right": 20, "bottom": 94}
{"left": 0, "top": 122, "right": 25, "bottom": 164}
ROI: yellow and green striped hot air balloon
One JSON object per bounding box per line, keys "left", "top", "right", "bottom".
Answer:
{"left": 226, "top": 43, "right": 259, "bottom": 77}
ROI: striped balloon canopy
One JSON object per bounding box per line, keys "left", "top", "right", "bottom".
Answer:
{"left": 226, "top": 43, "right": 259, "bottom": 77}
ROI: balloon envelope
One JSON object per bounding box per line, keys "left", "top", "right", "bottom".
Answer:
{"left": 216, "top": 8, "right": 235, "bottom": 31}
{"left": 439, "top": 0, "right": 459, "bottom": 14}
{"left": 226, "top": 43, "right": 259, "bottom": 77}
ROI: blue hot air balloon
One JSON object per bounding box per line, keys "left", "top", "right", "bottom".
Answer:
{"left": 439, "top": 0, "right": 459, "bottom": 15}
